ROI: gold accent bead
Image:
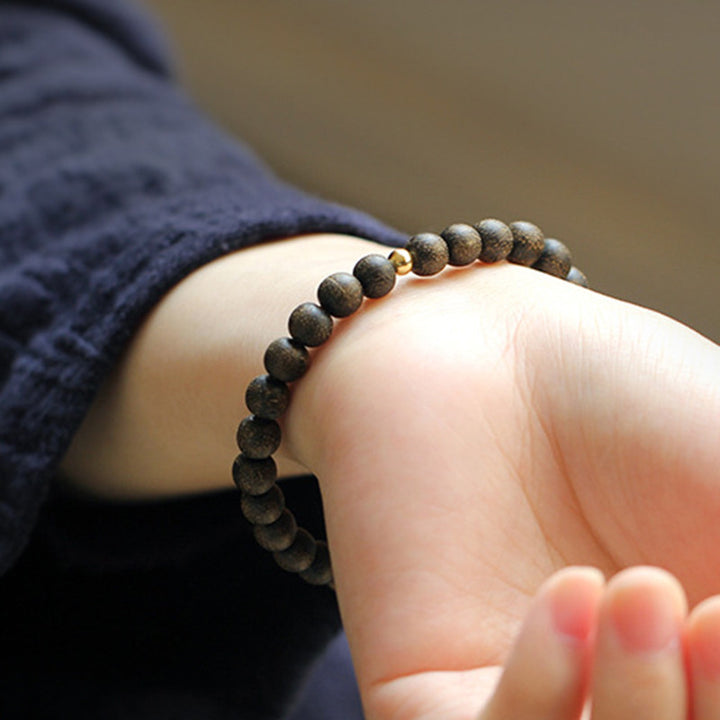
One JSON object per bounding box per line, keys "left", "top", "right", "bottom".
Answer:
{"left": 388, "top": 248, "right": 413, "bottom": 275}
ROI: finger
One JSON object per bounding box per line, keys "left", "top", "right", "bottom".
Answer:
{"left": 590, "top": 566, "right": 687, "bottom": 720}
{"left": 687, "top": 596, "right": 720, "bottom": 719}
{"left": 479, "top": 566, "right": 603, "bottom": 720}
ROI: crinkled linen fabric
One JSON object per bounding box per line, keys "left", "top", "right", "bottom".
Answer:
{"left": 0, "top": 1, "right": 403, "bottom": 717}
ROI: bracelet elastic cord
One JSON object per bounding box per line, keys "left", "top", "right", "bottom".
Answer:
{"left": 233, "top": 219, "right": 588, "bottom": 589}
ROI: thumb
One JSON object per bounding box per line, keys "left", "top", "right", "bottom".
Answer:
{"left": 479, "top": 567, "right": 602, "bottom": 720}
{"left": 364, "top": 568, "right": 602, "bottom": 720}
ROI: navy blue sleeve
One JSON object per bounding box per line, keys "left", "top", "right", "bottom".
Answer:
{"left": 0, "top": 0, "right": 405, "bottom": 574}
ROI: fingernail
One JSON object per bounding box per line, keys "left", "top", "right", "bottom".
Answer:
{"left": 609, "top": 580, "right": 681, "bottom": 653}
{"left": 690, "top": 598, "right": 720, "bottom": 681}
{"left": 549, "top": 569, "right": 602, "bottom": 643}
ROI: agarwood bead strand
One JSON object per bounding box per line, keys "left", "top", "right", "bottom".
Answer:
{"left": 234, "top": 218, "right": 588, "bottom": 589}
{"left": 264, "top": 338, "right": 309, "bottom": 382}
{"left": 475, "top": 219, "right": 513, "bottom": 263}
{"left": 441, "top": 223, "right": 483, "bottom": 266}
{"left": 507, "top": 221, "right": 545, "bottom": 266}
{"left": 233, "top": 455, "right": 277, "bottom": 495}
{"left": 240, "top": 484, "right": 285, "bottom": 525}
{"left": 317, "top": 272, "right": 364, "bottom": 317}
{"left": 406, "top": 232, "right": 450, "bottom": 276}
{"left": 288, "top": 302, "right": 333, "bottom": 347}
{"left": 236, "top": 416, "right": 281, "bottom": 459}
{"left": 299, "top": 541, "right": 333, "bottom": 586}
{"left": 245, "top": 375, "right": 290, "bottom": 420}
{"left": 274, "top": 528, "right": 317, "bottom": 573}
{"left": 353, "top": 254, "right": 396, "bottom": 298}
{"left": 533, "top": 238, "right": 572, "bottom": 278}
{"left": 567, "top": 266, "right": 589, "bottom": 287}
{"left": 253, "top": 509, "right": 298, "bottom": 551}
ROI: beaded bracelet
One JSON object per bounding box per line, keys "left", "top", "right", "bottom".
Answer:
{"left": 232, "top": 219, "right": 588, "bottom": 589}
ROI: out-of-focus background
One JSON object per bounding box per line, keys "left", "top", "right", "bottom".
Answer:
{"left": 144, "top": 0, "right": 720, "bottom": 340}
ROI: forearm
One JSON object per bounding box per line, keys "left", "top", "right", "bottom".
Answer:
{"left": 0, "top": 1, "right": 402, "bottom": 570}
{"left": 60, "top": 232, "right": 387, "bottom": 498}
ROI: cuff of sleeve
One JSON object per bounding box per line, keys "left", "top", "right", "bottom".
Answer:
{"left": 0, "top": 180, "right": 405, "bottom": 575}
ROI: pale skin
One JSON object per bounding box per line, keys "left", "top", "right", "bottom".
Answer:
{"left": 62, "top": 233, "right": 720, "bottom": 718}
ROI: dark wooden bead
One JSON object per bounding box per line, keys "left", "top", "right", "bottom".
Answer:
{"left": 253, "top": 509, "right": 297, "bottom": 551}
{"left": 241, "top": 485, "right": 285, "bottom": 525}
{"left": 274, "top": 528, "right": 316, "bottom": 573}
{"left": 532, "top": 238, "right": 573, "bottom": 278}
{"left": 353, "top": 254, "right": 396, "bottom": 298}
{"left": 299, "top": 541, "right": 333, "bottom": 586}
{"left": 507, "top": 221, "right": 545, "bottom": 266}
{"left": 440, "top": 223, "right": 482, "bottom": 266}
{"left": 288, "top": 302, "right": 333, "bottom": 347}
{"left": 232, "top": 454, "right": 277, "bottom": 495}
{"left": 406, "top": 232, "right": 449, "bottom": 276}
{"left": 264, "top": 337, "right": 309, "bottom": 382}
{"left": 236, "top": 415, "right": 281, "bottom": 459}
{"left": 245, "top": 374, "right": 290, "bottom": 419}
{"left": 567, "top": 266, "right": 589, "bottom": 288}
{"left": 474, "top": 219, "right": 514, "bottom": 263}
{"left": 317, "top": 272, "right": 364, "bottom": 317}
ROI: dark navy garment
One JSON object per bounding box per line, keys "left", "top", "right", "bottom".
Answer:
{"left": 286, "top": 633, "right": 365, "bottom": 720}
{"left": 0, "top": 0, "right": 403, "bottom": 716}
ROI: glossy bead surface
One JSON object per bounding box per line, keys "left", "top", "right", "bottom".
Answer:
{"left": 245, "top": 374, "right": 290, "bottom": 419}
{"left": 406, "top": 232, "right": 449, "bottom": 276}
{"left": 288, "top": 302, "right": 333, "bottom": 347}
{"left": 317, "top": 272, "right": 363, "bottom": 317}
{"left": 254, "top": 509, "right": 297, "bottom": 551}
{"left": 508, "top": 221, "right": 545, "bottom": 265}
{"left": 353, "top": 254, "right": 396, "bottom": 298}
{"left": 236, "top": 415, "right": 281, "bottom": 459}
{"left": 441, "top": 223, "right": 482, "bottom": 266}
{"left": 232, "top": 454, "right": 277, "bottom": 495}
{"left": 299, "top": 541, "right": 333, "bottom": 586}
{"left": 274, "top": 528, "right": 316, "bottom": 572}
{"left": 567, "top": 266, "right": 589, "bottom": 287}
{"left": 264, "top": 337, "right": 309, "bottom": 382}
{"left": 474, "top": 219, "right": 514, "bottom": 263}
{"left": 532, "top": 238, "right": 573, "bottom": 278}
{"left": 241, "top": 485, "right": 285, "bottom": 525}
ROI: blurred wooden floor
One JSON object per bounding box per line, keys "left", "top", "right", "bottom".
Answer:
{"left": 144, "top": 0, "right": 720, "bottom": 341}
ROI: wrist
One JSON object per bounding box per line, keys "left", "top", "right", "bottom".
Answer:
{"left": 61, "top": 233, "right": 390, "bottom": 499}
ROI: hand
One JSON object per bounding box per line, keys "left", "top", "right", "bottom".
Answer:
{"left": 481, "top": 565, "right": 720, "bottom": 720}
{"left": 61, "top": 235, "right": 720, "bottom": 719}
{"left": 284, "top": 260, "right": 720, "bottom": 718}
